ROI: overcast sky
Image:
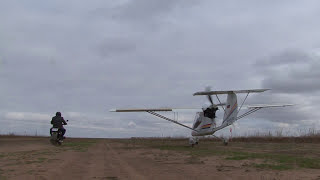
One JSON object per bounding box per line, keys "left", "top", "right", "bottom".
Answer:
{"left": 0, "top": 0, "right": 320, "bottom": 138}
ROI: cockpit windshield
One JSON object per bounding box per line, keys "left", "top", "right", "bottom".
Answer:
{"left": 193, "top": 112, "right": 202, "bottom": 129}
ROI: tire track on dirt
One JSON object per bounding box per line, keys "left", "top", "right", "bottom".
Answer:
{"left": 83, "top": 140, "right": 108, "bottom": 179}
{"left": 105, "top": 142, "right": 146, "bottom": 180}
{"left": 46, "top": 150, "right": 90, "bottom": 180}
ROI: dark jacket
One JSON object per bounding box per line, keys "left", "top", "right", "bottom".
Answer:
{"left": 51, "top": 115, "right": 67, "bottom": 128}
{"left": 204, "top": 107, "right": 218, "bottom": 119}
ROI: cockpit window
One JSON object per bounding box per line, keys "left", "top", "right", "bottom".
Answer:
{"left": 193, "top": 113, "right": 202, "bottom": 129}
{"left": 193, "top": 119, "right": 201, "bottom": 129}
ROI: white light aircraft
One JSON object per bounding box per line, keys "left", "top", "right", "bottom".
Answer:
{"left": 110, "top": 88, "right": 293, "bottom": 146}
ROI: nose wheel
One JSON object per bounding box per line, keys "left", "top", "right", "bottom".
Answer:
{"left": 189, "top": 137, "right": 199, "bottom": 147}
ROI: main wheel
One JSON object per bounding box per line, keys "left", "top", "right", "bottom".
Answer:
{"left": 223, "top": 139, "right": 228, "bottom": 146}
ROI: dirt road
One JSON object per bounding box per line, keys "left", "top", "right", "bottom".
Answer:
{"left": 1, "top": 136, "right": 320, "bottom": 180}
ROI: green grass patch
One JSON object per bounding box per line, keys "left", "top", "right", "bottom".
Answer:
{"left": 5, "top": 161, "right": 22, "bottom": 166}
{"left": 254, "top": 163, "right": 292, "bottom": 170}
{"left": 25, "top": 157, "right": 48, "bottom": 164}
{"left": 27, "top": 170, "right": 35, "bottom": 174}
{"left": 63, "top": 140, "right": 97, "bottom": 152}
{"left": 37, "top": 157, "right": 47, "bottom": 163}
{"left": 225, "top": 151, "right": 270, "bottom": 160}
{"left": 31, "top": 151, "right": 52, "bottom": 156}
{"left": 25, "top": 160, "right": 38, "bottom": 164}
{"left": 225, "top": 151, "right": 320, "bottom": 170}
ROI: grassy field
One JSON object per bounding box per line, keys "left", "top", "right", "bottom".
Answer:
{"left": 1, "top": 135, "right": 320, "bottom": 179}
{"left": 114, "top": 137, "right": 320, "bottom": 170}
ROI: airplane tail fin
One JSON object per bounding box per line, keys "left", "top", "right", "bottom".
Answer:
{"left": 222, "top": 93, "right": 238, "bottom": 125}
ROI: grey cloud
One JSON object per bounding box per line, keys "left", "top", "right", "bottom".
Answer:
{"left": 1, "top": 1, "right": 320, "bottom": 137}
{"left": 247, "top": 50, "right": 320, "bottom": 127}
{"left": 96, "top": 38, "right": 137, "bottom": 58}
{"left": 106, "top": 0, "right": 195, "bottom": 22}
{"left": 255, "top": 50, "right": 313, "bottom": 67}
{"left": 255, "top": 50, "right": 320, "bottom": 94}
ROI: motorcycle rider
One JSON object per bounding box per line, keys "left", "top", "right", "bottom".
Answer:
{"left": 50, "top": 112, "right": 67, "bottom": 138}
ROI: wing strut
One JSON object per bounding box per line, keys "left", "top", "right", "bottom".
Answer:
{"left": 146, "top": 111, "right": 198, "bottom": 132}
{"left": 236, "top": 107, "right": 262, "bottom": 120}
{"left": 238, "top": 92, "right": 250, "bottom": 113}
{"left": 215, "top": 95, "right": 226, "bottom": 114}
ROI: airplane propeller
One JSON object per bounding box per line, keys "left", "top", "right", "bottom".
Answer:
{"left": 205, "top": 86, "right": 216, "bottom": 108}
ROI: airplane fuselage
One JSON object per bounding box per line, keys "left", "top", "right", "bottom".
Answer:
{"left": 191, "top": 112, "right": 216, "bottom": 136}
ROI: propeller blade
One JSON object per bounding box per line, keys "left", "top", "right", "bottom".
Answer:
{"left": 205, "top": 86, "right": 215, "bottom": 107}
{"left": 207, "top": 94, "right": 214, "bottom": 105}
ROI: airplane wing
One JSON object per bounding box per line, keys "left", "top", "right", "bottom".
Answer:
{"left": 212, "top": 104, "right": 294, "bottom": 133}
{"left": 236, "top": 104, "right": 294, "bottom": 120}
{"left": 245, "top": 104, "right": 295, "bottom": 108}
{"left": 110, "top": 103, "right": 226, "bottom": 113}
{"left": 110, "top": 108, "right": 199, "bottom": 132}
{"left": 110, "top": 108, "right": 173, "bottom": 112}
{"left": 193, "top": 88, "right": 270, "bottom": 95}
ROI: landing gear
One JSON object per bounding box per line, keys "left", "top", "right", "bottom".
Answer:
{"left": 223, "top": 139, "right": 229, "bottom": 146}
{"left": 212, "top": 135, "right": 229, "bottom": 146}
{"left": 189, "top": 137, "right": 199, "bottom": 147}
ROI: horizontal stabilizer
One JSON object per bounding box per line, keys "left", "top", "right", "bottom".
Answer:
{"left": 193, "top": 89, "right": 270, "bottom": 96}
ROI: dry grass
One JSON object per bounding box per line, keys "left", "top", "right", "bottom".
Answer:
{"left": 227, "top": 130, "right": 320, "bottom": 143}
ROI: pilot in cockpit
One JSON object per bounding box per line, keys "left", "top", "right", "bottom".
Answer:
{"left": 202, "top": 104, "right": 218, "bottom": 119}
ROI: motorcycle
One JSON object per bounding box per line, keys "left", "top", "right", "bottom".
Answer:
{"left": 50, "top": 120, "right": 68, "bottom": 145}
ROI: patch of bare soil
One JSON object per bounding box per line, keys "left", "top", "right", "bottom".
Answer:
{"left": 0, "top": 137, "right": 320, "bottom": 180}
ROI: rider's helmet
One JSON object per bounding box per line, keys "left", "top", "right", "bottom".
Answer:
{"left": 56, "top": 112, "right": 61, "bottom": 116}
